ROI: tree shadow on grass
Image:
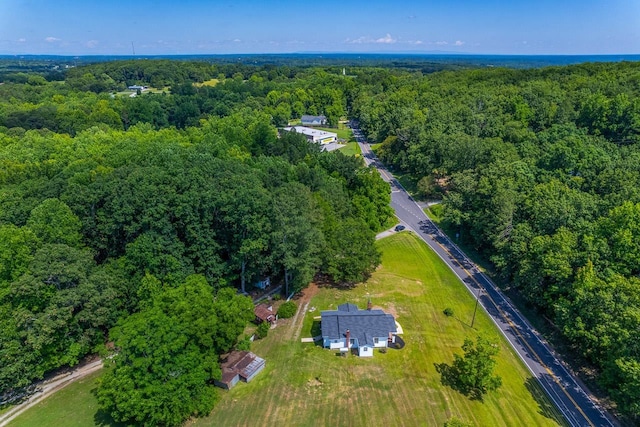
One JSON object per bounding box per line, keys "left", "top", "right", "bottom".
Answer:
{"left": 314, "top": 273, "right": 359, "bottom": 290}
{"left": 90, "top": 386, "right": 127, "bottom": 427}
{"left": 310, "top": 320, "right": 324, "bottom": 347}
{"left": 94, "top": 408, "right": 128, "bottom": 427}
{"left": 524, "top": 376, "right": 568, "bottom": 424}
{"left": 434, "top": 362, "right": 486, "bottom": 402}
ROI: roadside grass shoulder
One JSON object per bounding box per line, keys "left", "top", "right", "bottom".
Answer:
{"left": 425, "top": 204, "right": 497, "bottom": 277}
{"left": 338, "top": 141, "right": 361, "bottom": 156}
{"left": 379, "top": 215, "right": 398, "bottom": 233}
{"left": 424, "top": 203, "right": 615, "bottom": 422}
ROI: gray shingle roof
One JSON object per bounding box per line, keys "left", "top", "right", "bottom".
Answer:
{"left": 301, "top": 115, "right": 326, "bottom": 123}
{"left": 321, "top": 303, "right": 397, "bottom": 346}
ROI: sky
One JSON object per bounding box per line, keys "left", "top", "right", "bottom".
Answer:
{"left": 1, "top": 0, "right": 639, "bottom": 56}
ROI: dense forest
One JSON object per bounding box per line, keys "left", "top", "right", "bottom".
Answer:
{"left": 354, "top": 61, "right": 640, "bottom": 420}
{"left": 0, "top": 60, "right": 393, "bottom": 424}
{"left": 1, "top": 58, "right": 640, "bottom": 422}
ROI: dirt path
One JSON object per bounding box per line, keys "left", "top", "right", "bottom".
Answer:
{"left": 289, "top": 282, "right": 319, "bottom": 341}
{"left": 0, "top": 359, "right": 103, "bottom": 427}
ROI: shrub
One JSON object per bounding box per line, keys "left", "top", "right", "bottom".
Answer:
{"left": 444, "top": 307, "right": 454, "bottom": 317}
{"left": 444, "top": 417, "right": 473, "bottom": 427}
{"left": 255, "top": 321, "right": 270, "bottom": 339}
{"left": 236, "top": 335, "right": 251, "bottom": 351}
{"left": 278, "top": 301, "right": 297, "bottom": 318}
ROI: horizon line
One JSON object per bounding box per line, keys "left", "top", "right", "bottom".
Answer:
{"left": 2, "top": 51, "right": 640, "bottom": 58}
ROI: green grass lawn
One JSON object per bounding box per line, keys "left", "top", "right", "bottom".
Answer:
{"left": 10, "top": 370, "right": 127, "bottom": 427}
{"left": 10, "top": 233, "right": 565, "bottom": 427}
{"left": 316, "top": 126, "right": 353, "bottom": 141}
{"left": 338, "top": 141, "right": 361, "bottom": 156}
{"left": 199, "top": 233, "right": 565, "bottom": 427}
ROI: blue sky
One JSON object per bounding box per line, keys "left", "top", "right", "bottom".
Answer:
{"left": 1, "top": 0, "right": 639, "bottom": 55}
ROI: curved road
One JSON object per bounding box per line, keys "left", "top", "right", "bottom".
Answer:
{"left": 353, "top": 124, "right": 616, "bottom": 427}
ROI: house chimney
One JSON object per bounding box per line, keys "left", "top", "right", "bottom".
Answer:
{"left": 367, "top": 298, "right": 372, "bottom": 311}
{"left": 345, "top": 329, "right": 350, "bottom": 350}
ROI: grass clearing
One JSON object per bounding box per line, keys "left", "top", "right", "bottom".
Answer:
{"left": 199, "top": 233, "right": 565, "bottom": 427}
{"left": 10, "top": 233, "right": 566, "bottom": 427}
{"left": 315, "top": 126, "right": 353, "bottom": 141}
{"left": 10, "top": 370, "right": 126, "bottom": 427}
{"left": 194, "top": 79, "right": 220, "bottom": 87}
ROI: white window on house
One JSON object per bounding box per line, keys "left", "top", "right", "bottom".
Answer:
{"left": 374, "top": 337, "right": 379, "bottom": 344}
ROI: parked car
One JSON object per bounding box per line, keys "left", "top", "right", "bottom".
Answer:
{"left": 395, "top": 224, "right": 406, "bottom": 232}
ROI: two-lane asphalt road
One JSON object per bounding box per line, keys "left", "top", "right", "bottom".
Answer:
{"left": 352, "top": 124, "right": 616, "bottom": 427}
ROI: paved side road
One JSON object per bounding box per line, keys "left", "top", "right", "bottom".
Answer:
{"left": 353, "top": 124, "right": 617, "bottom": 427}
{"left": 0, "top": 359, "right": 103, "bottom": 427}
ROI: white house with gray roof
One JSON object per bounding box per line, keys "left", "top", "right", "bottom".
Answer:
{"left": 321, "top": 302, "right": 397, "bottom": 357}
{"left": 301, "top": 115, "right": 327, "bottom": 126}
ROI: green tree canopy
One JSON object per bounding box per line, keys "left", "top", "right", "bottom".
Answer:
{"left": 97, "top": 276, "right": 253, "bottom": 426}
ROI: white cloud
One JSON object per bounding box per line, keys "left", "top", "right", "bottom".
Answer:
{"left": 409, "top": 40, "right": 424, "bottom": 45}
{"left": 86, "top": 40, "right": 98, "bottom": 48}
{"left": 17, "top": 38, "right": 26, "bottom": 42}
{"left": 454, "top": 40, "right": 465, "bottom": 46}
{"left": 346, "top": 34, "right": 397, "bottom": 44}
{"left": 45, "top": 36, "right": 60, "bottom": 42}
{"left": 435, "top": 41, "right": 448, "bottom": 45}
{"left": 375, "top": 33, "right": 396, "bottom": 44}
{"left": 345, "top": 36, "right": 370, "bottom": 44}
{"left": 233, "top": 38, "right": 241, "bottom": 42}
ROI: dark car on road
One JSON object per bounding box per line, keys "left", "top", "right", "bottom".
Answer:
{"left": 395, "top": 224, "right": 406, "bottom": 232}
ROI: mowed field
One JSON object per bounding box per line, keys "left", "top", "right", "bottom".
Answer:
{"left": 9, "top": 233, "right": 565, "bottom": 427}
{"left": 197, "top": 233, "right": 565, "bottom": 427}
{"left": 9, "top": 370, "right": 126, "bottom": 427}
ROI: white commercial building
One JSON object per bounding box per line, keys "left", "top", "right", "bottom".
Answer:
{"left": 282, "top": 126, "right": 337, "bottom": 145}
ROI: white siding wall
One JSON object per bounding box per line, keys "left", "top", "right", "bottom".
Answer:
{"left": 373, "top": 337, "right": 388, "bottom": 348}
{"left": 359, "top": 346, "right": 374, "bottom": 357}
{"left": 326, "top": 338, "right": 345, "bottom": 349}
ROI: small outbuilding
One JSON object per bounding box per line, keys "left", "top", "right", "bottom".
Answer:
{"left": 215, "top": 351, "right": 266, "bottom": 390}
{"left": 254, "top": 303, "right": 277, "bottom": 325}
